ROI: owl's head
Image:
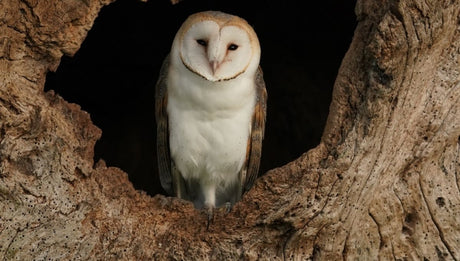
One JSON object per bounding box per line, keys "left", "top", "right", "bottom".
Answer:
{"left": 172, "top": 11, "right": 261, "bottom": 82}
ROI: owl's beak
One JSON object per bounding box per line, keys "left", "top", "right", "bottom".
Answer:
{"left": 210, "top": 60, "right": 219, "bottom": 75}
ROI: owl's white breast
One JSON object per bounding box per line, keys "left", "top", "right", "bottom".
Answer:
{"left": 166, "top": 62, "right": 256, "bottom": 189}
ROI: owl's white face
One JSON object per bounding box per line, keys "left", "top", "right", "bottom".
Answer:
{"left": 179, "top": 20, "right": 256, "bottom": 82}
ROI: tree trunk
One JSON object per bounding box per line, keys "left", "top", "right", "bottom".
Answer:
{"left": 1, "top": 0, "right": 459, "bottom": 260}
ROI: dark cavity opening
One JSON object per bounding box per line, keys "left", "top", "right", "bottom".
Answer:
{"left": 45, "top": 0, "right": 357, "bottom": 196}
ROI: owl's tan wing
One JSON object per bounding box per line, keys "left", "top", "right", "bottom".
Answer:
{"left": 242, "top": 66, "right": 267, "bottom": 193}
{"left": 155, "top": 54, "right": 174, "bottom": 195}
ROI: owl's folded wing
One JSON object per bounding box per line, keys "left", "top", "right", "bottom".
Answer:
{"left": 155, "top": 54, "right": 173, "bottom": 196}
{"left": 243, "top": 66, "right": 267, "bottom": 193}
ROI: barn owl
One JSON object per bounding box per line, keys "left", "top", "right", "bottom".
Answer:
{"left": 155, "top": 11, "right": 267, "bottom": 214}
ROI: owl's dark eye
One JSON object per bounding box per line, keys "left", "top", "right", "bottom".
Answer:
{"left": 228, "top": 44, "right": 239, "bottom": 51}
{"left": 196, "top": 39, "right": 207, "bottom": 47}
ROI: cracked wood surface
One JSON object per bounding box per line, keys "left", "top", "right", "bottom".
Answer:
{"left": 0, "top": 0, "right": 459, "bottom": 260}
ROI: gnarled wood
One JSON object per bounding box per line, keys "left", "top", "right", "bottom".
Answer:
{"left": 0, "top": 0, "right": 459, "bottom": 260}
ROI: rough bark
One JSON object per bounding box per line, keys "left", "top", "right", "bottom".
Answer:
{"left": 1, "top": 0, "right": 459, "bottom": 260}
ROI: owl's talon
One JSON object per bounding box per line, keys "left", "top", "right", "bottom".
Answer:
{"left": 205, "top": 206, "right": 214, "bottom": 230}
{"left": 224, "top": 202, "right": 232, "bottom": 213}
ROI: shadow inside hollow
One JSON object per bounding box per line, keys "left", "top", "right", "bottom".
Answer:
{"left": 44, "top": 0, "right": 357, "bottom": 196}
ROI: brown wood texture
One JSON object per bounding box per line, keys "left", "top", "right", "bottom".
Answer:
{"left": 0, "top": 0, "right": 459, "bottom": 260}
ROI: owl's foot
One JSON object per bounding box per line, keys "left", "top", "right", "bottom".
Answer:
{"left": 224, "top": 202, "right": 232, "bottom": 213}
{"left": 204, "top": 206, "right": 214, "bottom": 230}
